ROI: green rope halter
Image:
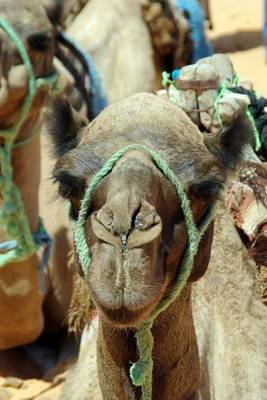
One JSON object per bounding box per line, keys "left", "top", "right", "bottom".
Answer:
{"left": 206, "top": 73, "right": 261, "bottom": 152}
{"left": 72, "top": 144, "right": 214, "bottom": 400}
{"left": 0, "top": 18, "right": 57, "bottom": 267}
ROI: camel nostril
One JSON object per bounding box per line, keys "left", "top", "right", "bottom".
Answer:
{"left": 135, "top": 220, "right": 144, "bottom": 229}
{"left": 120, "top": 234, "right": 127, "bottom": 245}
{"left": 27, "top": 31, "right": 53, "bottom": 51}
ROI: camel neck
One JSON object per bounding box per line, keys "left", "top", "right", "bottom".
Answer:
{"left": 97, "top": 284, "right": 199, "bottom": 400}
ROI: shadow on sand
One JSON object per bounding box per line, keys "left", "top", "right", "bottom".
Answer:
{"left": 211, "top": 30, "right": 263, "bottom": 53}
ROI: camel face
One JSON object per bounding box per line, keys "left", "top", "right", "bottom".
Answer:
{"left": 0, "top": 0, "right": 54, "bottom": 76}
{"left": 85, "top": 150, "right": 191, "bottom": 327}
{"left": 0, "top": 0, "right": 55, "bottom": 125}
{"left": 48, "top": 93, "right": 251, "bottom": 328}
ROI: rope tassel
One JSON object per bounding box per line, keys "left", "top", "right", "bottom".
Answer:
{"left": 130, "top": 322, "right": 154, "bottom": 399}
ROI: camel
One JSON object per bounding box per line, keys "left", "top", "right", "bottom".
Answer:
{"left": 44, "top": 0, "right": 182, "bottom": 103}
{"left": 43, "top": 0, "right": 211, "bottom": 105}
{"left": 46, "top": 91, "right": 251, "bottom": 399}
{"left": 0, "top": 0, "right": 58, "bottom": 349}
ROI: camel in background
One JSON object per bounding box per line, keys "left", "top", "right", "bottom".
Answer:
{"left": 0, "top": 0, "right": 57, "bottom": 349}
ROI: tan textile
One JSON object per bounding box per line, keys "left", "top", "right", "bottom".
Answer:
{"left": 0, "top": 254, "right": 44, "bottom": 349}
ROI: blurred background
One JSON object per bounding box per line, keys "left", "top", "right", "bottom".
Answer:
{"left": 209, "top": 0, "right": 265, "bottom": 93}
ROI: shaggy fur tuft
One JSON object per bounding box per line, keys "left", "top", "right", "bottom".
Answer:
{"left": 46, "top": 96, "right": 87, "bottom": 157}
{"left": 67, "top": 252, "right": 95, "bottom": 335}
{"left": 68, "top": 274, "right": 95, "bottom": 335}
{"left": 204, "top": 112, "right": 252, "bottom": 169}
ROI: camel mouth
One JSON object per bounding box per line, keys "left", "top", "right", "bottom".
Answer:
{"left": 88, "top": 276, "right": 165, "bottom": 328}
{"left": 87, "top": 245, "right": 169, "bottom": 328}
{"left": 97, "top": 302, "right": 157, "bottom": 328}
{"left": 91, "top": 282, "right": 165, "bottom": 328}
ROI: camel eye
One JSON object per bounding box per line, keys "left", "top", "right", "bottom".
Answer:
{"left": 54, "top": 170, "right": 86, "bottom": 201}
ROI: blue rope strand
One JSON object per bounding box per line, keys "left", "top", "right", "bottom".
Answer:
{"left": 59, "top": 31, "right": 108, "bottom": 118}
{"left": 175, "top": 0, "right": 213, "bottom": 62}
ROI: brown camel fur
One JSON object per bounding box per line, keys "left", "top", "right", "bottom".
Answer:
{"left": 47, "top": 92, "right": 250, "bottom": 399}
{"left": 192, "top": 202, "right": 267, "bottom": 400}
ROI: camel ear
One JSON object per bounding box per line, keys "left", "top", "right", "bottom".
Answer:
{"left": 204, "top": 111, "right": 252, "bottom": 169}
{"left": 189, "top": 222, "right": 214, "bottom": 282}
{"left": 46, "top": 95, "right": 88, "bottom": 157}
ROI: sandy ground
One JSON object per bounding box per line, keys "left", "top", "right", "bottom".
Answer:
{"left": 0, "top": 1, "right": 266, "bottom": 399}
{"left": 209, "top": 0, "right": 266, "bottom": 94}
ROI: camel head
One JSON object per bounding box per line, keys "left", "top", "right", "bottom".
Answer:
{"left": 48, "top": 93, "right": 251, "bottom": 328}
{"left": 0, "top": 0, "right": 55, "bottom": 127}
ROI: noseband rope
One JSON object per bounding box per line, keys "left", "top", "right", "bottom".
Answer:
{"left": 72, "top": 143, "right": 214, "bottom": 400}
{"left": 0, "top": 18, "right": 57, "bottom": 267}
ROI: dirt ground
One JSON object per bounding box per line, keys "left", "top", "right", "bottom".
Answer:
{"left": 0, "top": 1, "right": 266, "bottom": 399}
